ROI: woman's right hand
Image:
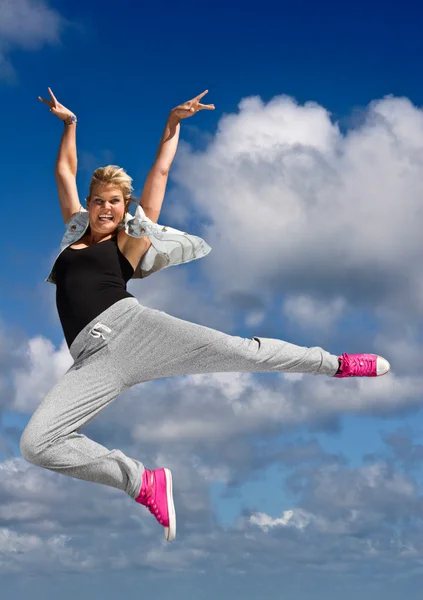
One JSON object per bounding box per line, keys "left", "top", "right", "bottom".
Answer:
{"left": 38, "top": 87, "right": 76, "bottom": 122}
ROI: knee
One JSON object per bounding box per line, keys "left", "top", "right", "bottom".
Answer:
{"left": 20, "top": 425, "right": 46, "bottom": 466}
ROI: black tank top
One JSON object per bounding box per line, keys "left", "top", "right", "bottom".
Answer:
{"left": 53, "top": 234, "right": 135, "bottom": 348}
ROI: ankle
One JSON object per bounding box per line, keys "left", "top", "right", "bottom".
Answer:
{"left": 136, "top": 468, "right": 152, "bottom": 503}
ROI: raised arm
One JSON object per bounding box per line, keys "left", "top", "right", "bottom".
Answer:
{"left": 139, "top": 90, "right": 214, "bottom": 223}
{"left": 38, "top": 88, "right": 81, "bottom": 223}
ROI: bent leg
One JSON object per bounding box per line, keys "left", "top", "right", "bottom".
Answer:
{"left": 111, "top": 305, "right": 340, "bottom": 387}
{"left": 20, "top": 350, "right": 144, "bottom": 499}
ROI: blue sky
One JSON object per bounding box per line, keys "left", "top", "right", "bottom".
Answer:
{"left": 1, "top": 0, "right": 423, "bottom": 598}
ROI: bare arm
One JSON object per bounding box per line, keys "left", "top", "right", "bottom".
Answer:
{"left": 54, "top": 121, "right": 81, "bottom": 223}
{"left": 138, "top": 90, "right": 214, "bottom": 223}
{"left": 38, "top": 88, "right": 81, "bottom": 222}
{"left": 55, "top": 121, "right": 77, "bottom": 176}
{"left": 138, "top": 113, "right": 181, "bottom": 223}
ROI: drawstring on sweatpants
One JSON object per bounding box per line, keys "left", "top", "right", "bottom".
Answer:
{"left": 89, "top": 323, "right": 112, "bottom": 340}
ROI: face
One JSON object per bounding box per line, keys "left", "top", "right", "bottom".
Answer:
{"left": 87, "top": 184, "right": 126, "bottom": 235}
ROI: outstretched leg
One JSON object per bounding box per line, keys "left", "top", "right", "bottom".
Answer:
{"left": 110, "top": 304, "right": 342, "bottom": 387}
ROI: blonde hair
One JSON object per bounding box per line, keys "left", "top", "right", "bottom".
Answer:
{"left": 86, "top": 165, "right": 136, "bottom": 215}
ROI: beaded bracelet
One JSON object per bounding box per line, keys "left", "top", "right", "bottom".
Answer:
{"left": 64, "top": 115, "right": 78, "bottom": 126}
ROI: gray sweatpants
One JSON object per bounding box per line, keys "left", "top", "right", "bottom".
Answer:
{"left": 20, "top": 298, "right": 339, "bottom": 499}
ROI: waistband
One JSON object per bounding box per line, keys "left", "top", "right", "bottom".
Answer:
{"left": 69, "top": 297, "right": 139, "bottom": 360}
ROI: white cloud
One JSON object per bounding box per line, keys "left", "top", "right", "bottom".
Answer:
{"left": 127, "top": 365, "right": 423, "bottom": 445}
{"left": 250, "top": 508, "right": 311, "bottom": 531}
{"left": 172, "top": 95, "right": 423, "bottom": 321}
{"left": 2, "top": 432, "right": 423, "bottom": 581}
{"left": 250, "top": 460, "right": 423, "bottom": 543}
{"left": 11, "top": 335, "right": 72, "bottom": 412}
{"left": 283, "top": 373, "right": 304, "bottom": 382}
{"left": 189, "top": 372, "right": 251, "bottom": 400}
{"left": 249, "top": 507, "right": 386, "bottom": 537}
{"left": 373, "top": 326, "right": 423, "bottom": 374}
{"left": 0, "top": 526, "right": 99, "bottom": 574}
{"left": 283, "top": 294, "right": 347, "bottom": 330}
{"left": 0, "top": 0, "right": 66, "bottom": 82}
{"left": 244, "top": 310, "right": 266, "bottom": 327}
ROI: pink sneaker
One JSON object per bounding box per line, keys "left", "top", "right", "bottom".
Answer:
{"left": 334, "top": 353, "right": 390, "bottom": 378}
{"left": 135, "top": 468, "right": 176, "bottom": 542}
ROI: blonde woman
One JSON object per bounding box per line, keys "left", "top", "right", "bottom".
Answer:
{"left": 21, "top": 88, "right": 390, "bottom": 543}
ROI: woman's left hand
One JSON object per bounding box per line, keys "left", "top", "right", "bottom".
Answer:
{"left": 170, "top": 90, "right": 215, "bottom": 121}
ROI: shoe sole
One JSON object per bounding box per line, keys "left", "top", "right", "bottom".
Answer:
{"left": 164, "top": 468, "right": 176, "bottom": 542}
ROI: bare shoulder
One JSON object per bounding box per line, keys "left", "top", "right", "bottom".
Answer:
{"left": 117, "top": 228, "right": 152, "bottom": 272}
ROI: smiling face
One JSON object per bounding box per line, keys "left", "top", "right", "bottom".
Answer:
{"left": 87, "top": 183, "right": 126, "bottom": 237}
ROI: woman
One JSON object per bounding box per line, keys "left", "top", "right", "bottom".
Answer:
{"left": 20, "top": 88, "right": 390, "bottom": 543}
